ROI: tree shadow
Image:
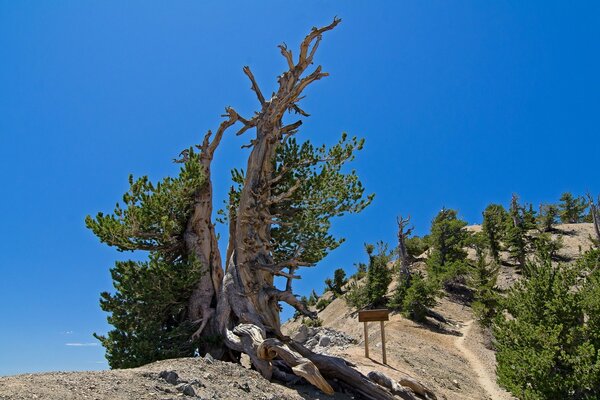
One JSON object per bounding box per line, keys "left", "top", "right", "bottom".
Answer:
{"left": 412, "top": 317, "right": 462, "bottom": 337}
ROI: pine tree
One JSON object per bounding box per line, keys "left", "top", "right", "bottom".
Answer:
{"left": 426, "top": 208, "right": 469, "bottom": 281}
{"left": 469, "top": 239, "right": 500, "bottom": 327}
{"left": 364, "top": 243, "right": 393, "bottom": 307}
{"left": 537, "top": 203, "right": 558, "bottom": 233}
{"left": 324, "top": 268, "right": 347, "bottom": 296}
{"left": 504, "top": 194, "right": 528, "bottom": 269}
{"left": 559, "top": 192, "right": 588, "bottom": 223}
{"left": 482, "top": 204, "right": 508, "bottom": 263}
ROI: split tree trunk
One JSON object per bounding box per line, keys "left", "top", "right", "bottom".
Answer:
{"left": 182, "top": 18, "right": 434, "bottom": 399}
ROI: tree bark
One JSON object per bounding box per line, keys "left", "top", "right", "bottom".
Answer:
{"left": 588, "top": 194, "right": 600, "bottom": 245}
{"left": 397, "top": 216, "right": 413, "bottom": 282}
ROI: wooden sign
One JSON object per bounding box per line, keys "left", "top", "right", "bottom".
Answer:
{"left": 358, "top": 309, "right": 389, "bottom": 364}
{"left": 358, "top": 309, "right": 390, "bottom": 322}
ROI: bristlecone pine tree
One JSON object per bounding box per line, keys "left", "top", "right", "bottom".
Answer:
{"left": 87, "top": 19, "right": 429, "bottom": 399}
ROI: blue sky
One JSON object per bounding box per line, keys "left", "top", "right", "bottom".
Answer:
{"left": 0, "top": 1, "right": 598, "bottom": 375}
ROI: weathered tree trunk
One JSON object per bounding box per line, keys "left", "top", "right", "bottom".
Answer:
{"left": 397, "top": 216, "right": 413, "bottom": 282}
{"left": 183, "top": 18, "right": 434, "bottom": 399}
{"left": 588, "top": 194, "right": 600, "bottom": 244}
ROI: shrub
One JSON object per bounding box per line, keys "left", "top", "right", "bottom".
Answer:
{"left": 316, "top": 298, "right": 332, "bottom": 311}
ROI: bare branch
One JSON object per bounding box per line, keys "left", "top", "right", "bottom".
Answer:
{"left": 243, "top": 66, "right": 266, "bottom": 105}
{"left": 298, "top": 17, "right": 341, "bottom": 66}
{"left": 290, "top": 104, "right": 310, "bottom": 117}
{"left": 267, "top": 288, "right": 317, "bottom": 320}
{"left": 280, "top": 120, "right": 303, "bottom": 135}
{"left": 278, "top": 43, "right": 295, "bottom": 70}
{"left": 257, "top": 258, "right": 314, "bottom": 271}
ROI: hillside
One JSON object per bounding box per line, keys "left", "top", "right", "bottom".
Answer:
{"left": 283, "top": 223, "right": 596, "bottom": 400}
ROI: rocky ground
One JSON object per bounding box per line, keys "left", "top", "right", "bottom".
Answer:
{"left": 0, "top": 355, "right": 354, "bottom": 400}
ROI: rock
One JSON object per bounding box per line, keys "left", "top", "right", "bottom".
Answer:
{"left": 204, "top": 353, "right": 215, "bottom": 364}
{"left": 176, "top": 383, "right": 196, "bottom": 396}
{"left": 237, "top": 382, "right": 251, "bottom": 392}
{"left": 159, "top": 370, "right": 180, "bottom": 385}
{"left": 292, "top": 324, "right": 309, "bottom": 343}
{"left": 318, "top": 335, "right": 331, "bottom": 347}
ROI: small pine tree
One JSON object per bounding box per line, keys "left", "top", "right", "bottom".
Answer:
{"left": 426, "top": 208, "right": 470, "bottom": 282}
{"left": 324, "top": 268, "right": 347, "bottom": 296}
{"left": 364, "top": 243, "right": 393, "bottom": 307}
{"left": 469, "top": 246, "right": 500, "bottom": 327}
{"left": 537, "top": 203, "right": 558, "bottom": 233}
{"left": 504, "top": 194, "right": 529, "bottom": 270}
{"left": 307, "top": 290, "right": 319, "bottom": 307}
{"left": 558, "top": 192, "right": 588, "bottom": 223}
{"left": 482, "top": 204, "right": 509, "bottom": 263}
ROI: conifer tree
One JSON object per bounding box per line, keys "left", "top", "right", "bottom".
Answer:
{"left": 504, "top": 194, "right": 528, "bottom": 269}
{"left": 559, "top": 192, "right": 588, "bottom": 223}
{"left": 537, "top": 203, "right": 558, "bottom": 233}
{"left": 482, "top": 204, "right": 508, "bottom": 263}
{"left": 364, "top": 243, "right": 393, "bottom": 307}
{"left": 426, "top": 208, "right": 469, "bottom": 280}
{"left": 469, "top": 237, "right": 500, "bottom": 327}
{"left": 324, "top": 268, "right": 347, "bottom": 296}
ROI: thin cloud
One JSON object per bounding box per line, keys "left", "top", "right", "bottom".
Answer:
{"left": 60, "top": 330, "right": 74, "bottom": 335}
{"left": 65, "top": 342, "right": 99, "bottom": 347}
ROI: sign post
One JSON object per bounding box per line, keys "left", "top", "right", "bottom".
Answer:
{"left": 358, "top": 309, "right": 390, "bottom": 365}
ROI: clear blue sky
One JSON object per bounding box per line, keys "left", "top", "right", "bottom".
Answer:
{"left": 0, "top": 1, "right": 598, "bottom": 376}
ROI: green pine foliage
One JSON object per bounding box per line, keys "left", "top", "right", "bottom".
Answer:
{"left": 559, "top": 192, "right": 588, "bottom": 224}
{"left": 364, "top": 243, "right": 393, "bottom": 307}
{"left": 86, "top": 151, "right": 208, "bottom": 368}
{"left": 324, "top": 268, "right": 348, "bottom": 297}
{"left": 316, "top": 298, "right": 332, "bottom": 311}
{"left": 399, "top": 272, "right": 438, "bottom": 322}
{"left": 537, "top": 203, "right": 558, "bottom": 233}
{"left": 504, "top": 195, "right": 530, "bottom": 269}
{"left": 482, "top": 204, "right": 509, "bottom": 263}
{"left": 404, "top": 235, "right": 429, "bottom": 259}
{"left": 388, "top": 271, "right": 437, "bottom": 323}
{"left": 227, "top": 134, "right": 374, "bottom": 266}
{"left": 426, "top": 208, "right": 470, "bottom": 283}
{"left": 530, "top": 232, "right": 563, "bottom": 263}
{"left": 345, "top": 243, "right": 392, "bottom": 309}
{"left": 494, "top": 249, "right": 600, "bottom": 399}
{"left": 469, "top": 248, "right": 500, "bottom": 327}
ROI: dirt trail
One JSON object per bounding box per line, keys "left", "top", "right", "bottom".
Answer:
{"left": 455, "top": 320, "right": 510, "bottom": 400}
